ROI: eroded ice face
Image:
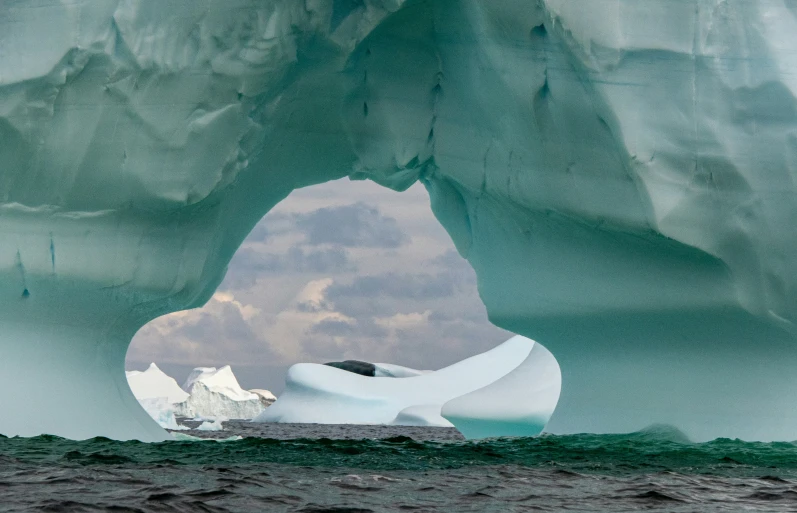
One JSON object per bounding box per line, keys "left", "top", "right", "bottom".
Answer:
{"left": 4, "top": 1, "right": 795, "bottom": 323}
{"left": 1, "top": 1, "right": 797, "bottom": 441}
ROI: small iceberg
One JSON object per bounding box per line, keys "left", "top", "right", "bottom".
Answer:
{"left": 194, "top": 419, "right": 225, "bottom": 432}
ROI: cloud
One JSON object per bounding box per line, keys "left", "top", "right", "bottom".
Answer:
{"left": 309, "top": 319, "right": 357, "bottom": 337}
{"left": 129, "top": 291, "right": 275, "bottom": 366}
{"left": 245, "top": 222, "right": 270, "bottom": 243}
{"left": 233, "top": 246, "right": 353, "bottom": 274}
{"left": 295, "top": 202, "right": 409, "bottom": 248}
{"left": 374, "top": 310, "right": 431, "bottom": 330}
{"left": 326, "top": 272, "right": 456, "bottom": 300}
{"left": 221, "top": 245, "right": 354, "bottom": 289}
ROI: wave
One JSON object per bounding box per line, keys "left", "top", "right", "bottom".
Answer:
{"left": 3, "top": 424, "right": 797, "bottom": 478}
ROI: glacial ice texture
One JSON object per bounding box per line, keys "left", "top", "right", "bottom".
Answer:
{"left": 2, "top": 0, "right": 797, "bottom": 440}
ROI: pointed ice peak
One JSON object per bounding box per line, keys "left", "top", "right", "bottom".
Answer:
{"left": 181, "top": 367, "right": 217, "bottom": 393}
{"left": 126, "top": 363, "right": 189, "bottom": 404}
{"left": 181, "top": 365, "right": 254, "bottom": 402}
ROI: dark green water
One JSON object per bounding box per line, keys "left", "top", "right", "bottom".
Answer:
{"left": 2, "top": 423, "right": 797, "bottom": 512}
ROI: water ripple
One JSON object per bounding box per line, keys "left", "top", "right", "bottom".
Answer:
{"left": 2, "top": 423, "right": 797, "bottom": 511}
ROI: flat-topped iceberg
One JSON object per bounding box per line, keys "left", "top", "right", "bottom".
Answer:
{"left": 255, "top": 336, "right": 561, "bottom": 439}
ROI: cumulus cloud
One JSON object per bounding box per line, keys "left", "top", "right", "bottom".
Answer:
{"left": 129, "top": 291, "right": 274, "bottom": 366}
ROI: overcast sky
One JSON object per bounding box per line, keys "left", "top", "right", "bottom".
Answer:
{"left": 126, "top": 178, "right": 510, "bottom": 392}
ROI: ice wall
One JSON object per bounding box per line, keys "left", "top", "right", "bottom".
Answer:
{"left": 3, "top": 0, "right": 797, "bottom": 440}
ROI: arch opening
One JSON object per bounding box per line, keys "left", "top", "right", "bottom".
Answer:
{"left": 126, "top": 178, "right": 511, "bottom": 399}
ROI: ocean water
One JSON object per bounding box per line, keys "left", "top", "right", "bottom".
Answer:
{"left": 2, "top": 423, "right": 797, "bottom": 512}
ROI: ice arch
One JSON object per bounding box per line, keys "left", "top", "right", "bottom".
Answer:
{"left": 2, "top": 0, "right": 797, "bottom": 441}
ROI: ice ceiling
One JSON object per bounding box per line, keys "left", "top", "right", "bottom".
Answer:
{"left": 2, "top": 0, "right": 797, "bottom": 441}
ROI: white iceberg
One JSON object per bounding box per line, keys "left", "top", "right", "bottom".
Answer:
{"left": 126, "top": 363, "right": 190, "bottom": 404}
{"left": 249, "top": 389, "right": 277, "bottom": 407}
{"left": 391, "top": 405, "right": 452, "bottom": 428}
{"left": 374, "top": 364, "right": 431, "bottom": 378}
{"left": 194, "top": 419, "right": 225, "bottom": 432}
{"left": 175, "top": 366, "right": 266, "bottom": 420}
{"left": 441, "top": 341, "right": 562, "bottom": 439}
{"left": 126, "top": 364, "right": 268, "bottom": 425}
{"left": 254, "top": 335, "right": 561, "bottom": 438}
{"left": 125, "top": 364, "right": 189, "bottom": 430}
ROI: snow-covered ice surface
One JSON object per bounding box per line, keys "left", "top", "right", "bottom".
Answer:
{"left": 3, "top": 0, "right": 797, "bottom": 441}
{"left": 126, "top": 364, "right": 189, "bottom": 404}
{"left": 176, "top": 366, "right": 265, "bottom": 420}
{"left": 127, "top": 364, "right": 268, "bottom": 426}
{"left": 255, "top": 336, "right": 561, "bottom": 438}
{"left": 125, "top": 364, "right": 189, "bottom": 430}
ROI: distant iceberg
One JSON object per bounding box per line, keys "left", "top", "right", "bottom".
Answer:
{"left": 254, "top": 335, "right": 561, "bottom": 438}
{"left": 194, "top": 419, "right": 225, "bottom": 432}
{"left": 137, "top": 398, "right": 188, "bottom": 431}
{"left": 126, "top": 363, "right": 189, "bottom": 404}
{"left": 125, "top": 364, "right": 189, "bottom": 430}
{"left": 250, "top": 389, "right": 277, "bottom": 407}
{"left": 126, "top": 364, "right": 272, "bottom": 425}
{"left": 175, "top": 366, "right": 266, "bottom": 420}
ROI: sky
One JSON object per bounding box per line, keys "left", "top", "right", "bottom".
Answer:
{"left": 125, "top": 178, "right": 510, "bottom": 393}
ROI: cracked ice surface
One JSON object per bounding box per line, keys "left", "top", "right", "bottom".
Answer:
{"left": 2, "top": 1, "right": 797, "bottom": 440}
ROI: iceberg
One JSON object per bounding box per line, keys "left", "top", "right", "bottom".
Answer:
{"left": 391, "top": 405, "right": 452, "bottom": 428}
{"left": 175, "top": 366, "right": 265, "bottom": 420}
{"left": 126, "top": 364, "right": 267, "bottom": 425}
{"left": 442, "top": 341, "right": 562, "bottom": 439}
{"left": 125, "top": 363, "right": 190, "bottom": 430}
{"left": 126, "top": 364, "right": 190, "bottom": 405}
{"left": 254, "top": 335, "right": 561, "bottom": 438}
{"left": 194, "top": 419, "right": 225, "bottom": 432}
{"left": 2, "top": 1, "right": 797, "bottom": 441}
{"left": 374, "top": 364, "right": 431, "bottom": 378}
{"left": 249, "top": 389, "right": 277, "bottom": 407}
{"left": 136, "top": 397, "right": 187, "bottom": 431}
